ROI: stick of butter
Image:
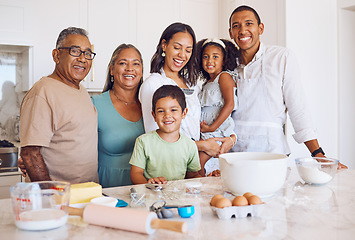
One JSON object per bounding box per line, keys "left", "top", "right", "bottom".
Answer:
{"left": 70, "top": 182, "right": 102, "bottom": 204}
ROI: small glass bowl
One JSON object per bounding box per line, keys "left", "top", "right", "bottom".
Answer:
{"left": 185, "top": 182, "right": 202, "bottom": 194}
{"left": 295, "top": 157, "right": 339, "bottom": 185}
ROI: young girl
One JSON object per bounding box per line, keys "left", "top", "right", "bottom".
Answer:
{"left": 196, "top": 38, "right": 239, "bottom": 175}
{"left": 139, "top": 23, "right": 236, "bottom": 167}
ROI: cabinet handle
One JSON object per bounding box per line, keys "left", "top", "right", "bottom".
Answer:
{"left": 91, "top": 44, "right": 95, "bottom": 82}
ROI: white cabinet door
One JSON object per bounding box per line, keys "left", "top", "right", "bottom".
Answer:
{"left": 85, "top": 0, "right": 134, "bottom": 91}
{"left": 0, "top": 174, "right": 22, "bottom": 199}
{"left": 0, "top": 0, "right": 35, "bottom": 44}
{"left": 30, "top": 0, "right": 87, "bottom": 89}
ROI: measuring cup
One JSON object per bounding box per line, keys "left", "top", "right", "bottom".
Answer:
{"left": 10, "top": 181, "right": 70, "bottom": 231}
{"left": 164, "top": 205, "right": 195, "bottom": 218}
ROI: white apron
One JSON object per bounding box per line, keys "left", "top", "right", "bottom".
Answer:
{"left": 231, "top": 56, "right": 290, "bottom": 155}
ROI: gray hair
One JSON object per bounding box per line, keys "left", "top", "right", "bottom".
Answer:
{"left": 56, "top": 27, "right": 89, "bottom": 48}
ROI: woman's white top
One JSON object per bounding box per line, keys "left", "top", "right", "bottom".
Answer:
{"left": 139, "top": 69, "right": 201, "bottom": 141}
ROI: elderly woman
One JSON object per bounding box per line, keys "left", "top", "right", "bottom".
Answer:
{"left": 91, "top": 44, "right": 144, "bottom": 188}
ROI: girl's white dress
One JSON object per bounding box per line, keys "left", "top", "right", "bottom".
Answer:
{"left": 199, "top": 71, "right": 238, "bottom": 141}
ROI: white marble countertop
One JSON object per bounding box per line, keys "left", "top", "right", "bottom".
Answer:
{"left": 1, "top": 167, "right": 355, "bottom": 240}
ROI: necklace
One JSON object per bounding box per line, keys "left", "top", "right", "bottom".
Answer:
{"left": 112, "top": 90, "right": 137, "bottom": 105}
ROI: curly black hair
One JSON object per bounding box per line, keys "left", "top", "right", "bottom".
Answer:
{"left": 196, "top": 38, "right": 239, "bottom": 81}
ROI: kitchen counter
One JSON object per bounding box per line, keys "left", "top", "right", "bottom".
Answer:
{"left": 0, "top": 167, "right": 355, "bottom": 240}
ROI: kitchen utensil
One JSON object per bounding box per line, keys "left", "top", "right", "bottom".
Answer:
{"left": 150, "top": 200, "right": 195, "bottom": 218}
{"left": 102, "top": 193, "right": 128, "bottom": 207}
{"left": 68, "top": 204, "right": 187, "bottom": 234}
{"left": 145, "top": 183, "right": 174, "bottom": 200}
{"left": 10, "top": 181, "right": 70, "bottom": 231}
{"left": 150, "top": 200, "right": 174, "bottom": 219}
{"left": 130, "top": 187, "right": 145, "bottom": 207}
{"left": 164, "top": 205, "right": 195, "bottom": 218}
{"left": 295, "top": 157, "right": 338, "bottom": 184}
{"left": 145, "top": 183, "right": 163, "bottom": 191}
{"left": 90, "top": 196, "right": 118, "bottom": 207}
{"left": 219, "top": 152, "right": 288, "bottom": 198}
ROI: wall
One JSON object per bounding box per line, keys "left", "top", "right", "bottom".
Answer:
{"left": 338, "top": 0, "right": 355, "bottom": 168}
{"left": 285, "top": 0, "right": 339, "bottom": 162}
{"left": 218, "top": 0, "right": 285, "bottom": 46}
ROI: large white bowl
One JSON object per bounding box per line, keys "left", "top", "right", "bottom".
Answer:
{"left": 219, "top": 152, "right": 288, "bottom": 198}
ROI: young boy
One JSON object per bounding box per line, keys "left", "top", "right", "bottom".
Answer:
{"left": 130, "top": 85, "right": 202, "bottom": 184}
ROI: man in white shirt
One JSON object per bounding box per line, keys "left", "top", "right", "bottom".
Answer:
{"left": 228, "top": 5, "right": 347, "bottom": 169}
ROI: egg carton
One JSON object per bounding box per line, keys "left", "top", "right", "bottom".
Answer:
{"left": 212, "top": 204, "right": 265, "bottom": 219}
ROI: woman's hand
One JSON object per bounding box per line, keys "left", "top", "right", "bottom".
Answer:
{"left": 197, "top": 138, "right": 221, "bottom": 158}
{"left": 17, "top": 157, "right": 27, "bottom": 177}
{"left": 219, "top": 135, "right": 236, "bottom": 154}
{"left": 148, "top": 177, "right": 167, "bottom": 184}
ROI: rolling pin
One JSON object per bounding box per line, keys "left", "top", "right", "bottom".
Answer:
{"left": 68, "top": 204, "right": 187, "bottom": 234}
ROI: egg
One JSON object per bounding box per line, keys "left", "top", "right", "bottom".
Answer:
{"left": 232, "top": 196, "right": 248, "bottom": 206}
{"left": 215, "top": 197, "right": 232, "bottom": 208}
{"left": 243, "top": 192, "right": 254, "bottom": 199}
{"left": 210, "top": 194, "right": 224, "bottom": 206}
{"left": 248, "top": 195, "right": 263, "bottom": 205}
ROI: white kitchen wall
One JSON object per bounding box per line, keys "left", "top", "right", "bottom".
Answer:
{"left": 218, "top": 0, "right": 285, "bottom": 46}
{"left": 338, "top": 0, "right": 355, "bottom": 168}
{"left": 285, "top": 0, "right": 339, "bottom": 163}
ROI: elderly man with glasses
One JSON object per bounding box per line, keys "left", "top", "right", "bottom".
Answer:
{"left": 19, "top": 27, "right": 99, "bottom": 183}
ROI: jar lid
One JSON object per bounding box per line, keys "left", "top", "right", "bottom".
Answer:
{"left": 185, "top": 181, "right": 202, "bottom": 188}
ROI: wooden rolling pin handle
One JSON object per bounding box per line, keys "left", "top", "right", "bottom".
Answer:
{"left": 68, "top": 206, "right": 84, "bottom": 217}
{"left": 150, "top": 218, "right": 187, "bottom": 233}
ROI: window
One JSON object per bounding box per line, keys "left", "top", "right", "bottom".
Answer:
{"left": 0, "top": 52, "right": 18, "bottom": 100}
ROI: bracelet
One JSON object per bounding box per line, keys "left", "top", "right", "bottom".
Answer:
{"left": 229, "top": 136, "right": 236, "bottom": 146}
{"left": 311, "top": 147, "right": 325, "bottom": 157}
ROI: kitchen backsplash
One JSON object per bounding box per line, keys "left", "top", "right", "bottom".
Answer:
{"left": 0, "top": 82, "right": 100, "bottom": 143}
{"left": 0, "top": 81, "right": 23, "bottom": 142}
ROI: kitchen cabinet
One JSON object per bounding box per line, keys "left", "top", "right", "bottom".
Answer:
{"left": 0, "top": 171, "right": 22, "bottom": 199}
{"left": 0, "top": 0, "right": 87, "bottom": 90}
{"left": 84, "top": 0, "right": 134, "bottom": 91}
{"left": 30, "top": 0, "right": 88, "bottom": 90}
{"left": 0, "top": 0, "right": 221, "bottom": 91}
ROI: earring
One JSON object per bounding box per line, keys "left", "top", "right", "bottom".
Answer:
{"left": 162, "top": 51, "right": 165, "bottom": 57}
{"left": 111, "top": 76, "right": 114, "bottom": 82}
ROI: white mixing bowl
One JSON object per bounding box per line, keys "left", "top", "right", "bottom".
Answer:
{"left": 219, "top": 152, "right": 288, "bottom": 198}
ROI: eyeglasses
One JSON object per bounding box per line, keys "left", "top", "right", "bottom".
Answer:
{"left": 58, "top": 47, "right": 96, "bottom": 60}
